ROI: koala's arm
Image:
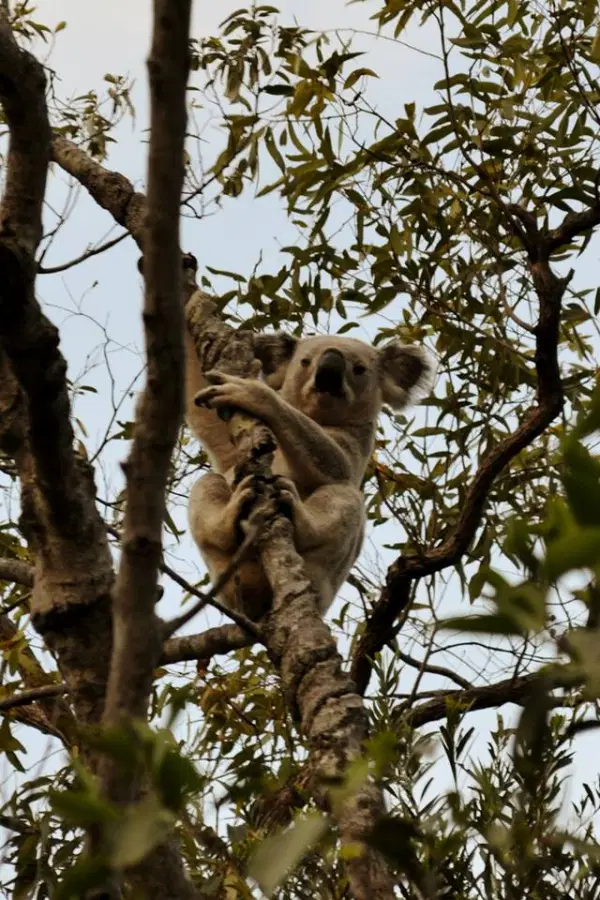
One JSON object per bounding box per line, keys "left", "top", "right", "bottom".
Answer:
{"left": 184, "top": 330, "right": 239, "bottom": 474}
{"left": 194, "top": 373, "right": 358, "bottom": 489}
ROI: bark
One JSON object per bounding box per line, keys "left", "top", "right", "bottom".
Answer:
{"left": 93, "top": 3, "right": 197, "bottom": 898}
{"left": 182, "top": 285, "right": 396, "bottom": 898}
{"left": 0, "top": 10, "right": 114, "bottom": 735}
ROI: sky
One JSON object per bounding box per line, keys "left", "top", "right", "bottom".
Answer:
{"left": 0, "top": 0, "right": 597, "bottom": 877}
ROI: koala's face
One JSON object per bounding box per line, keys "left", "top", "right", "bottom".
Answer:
{"left": 280, "top": 336, "right": 382, "bottom": 426}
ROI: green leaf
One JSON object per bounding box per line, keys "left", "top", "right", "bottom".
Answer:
{"left": 248, "top": 811, "right": 328, "bottom": 896}
{"left": 544, "top": 527, "right": 600, "bottom": 581}
{"left": 110, "top": 795, "right": 175, "bottom": 868}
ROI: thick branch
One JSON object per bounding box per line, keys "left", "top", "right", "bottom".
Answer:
{"left": 547, "top": 203, "right": 600, "bottom": 255}
{"left": 99, "top": 0, "right": 191, "bottom": 811}
{"left": 51, "top": 136, "right": 146, "bottom": 246}
{"left": 401, "top": 673, "right": 540, "bottom": 729}
{"left": 0, "top": 17, "right": 114, "bottom": 731}
{"left": 183, "top": 286, "right": 395, "bottom": 899}
{"left": 352, "top": 252, "right": 566, "bottom": 695}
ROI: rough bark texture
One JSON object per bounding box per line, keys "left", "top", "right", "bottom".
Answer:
{"left": 0, "top": 11, "right": 114, "bottom": 735}
{"left": 182, "top": 284, "right": 396, "bottom": 897}
{"left": 99, "top": 0, "right": 191, "bottom": 786}
{"left": 93, "top": 3, "right": 197, "bottom": 898}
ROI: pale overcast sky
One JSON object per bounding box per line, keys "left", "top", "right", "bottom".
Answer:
{"left": 0, "top": 0, "right": 595, "bottom": 844}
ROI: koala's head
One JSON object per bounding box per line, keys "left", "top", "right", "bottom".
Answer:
{"left": 254, "top": 333, "right": 436, "bottom": 427}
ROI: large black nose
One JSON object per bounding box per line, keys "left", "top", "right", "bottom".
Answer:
{"left": 314, "top": 349, "right": 345, "bottom": 397}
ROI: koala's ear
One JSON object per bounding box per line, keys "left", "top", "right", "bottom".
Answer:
{"left": 253, "top": 332, "right": 298, "bottom": 389}
{"left": 378, "top": 341, "right": 437, "bottom": 410}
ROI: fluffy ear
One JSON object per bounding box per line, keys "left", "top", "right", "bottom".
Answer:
{"left": 253, "top": 332, "right": 298, "bottom": 389}
{"left": 378, "top": 341, "right": 436, "bottom": 410}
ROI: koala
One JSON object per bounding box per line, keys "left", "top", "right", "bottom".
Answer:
{"left": 185, "top": 331, "right": 436, "bottom": 620}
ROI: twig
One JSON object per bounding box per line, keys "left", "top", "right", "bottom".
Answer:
{"left": 0, "top": 683, "right": 67, "bottom": 711}
{"left": 37, "top": 229, "right": 130, "bottom": 274}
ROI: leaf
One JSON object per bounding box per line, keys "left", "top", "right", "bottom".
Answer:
{"left": 544, "top": 527, "right": 600, "bottom": 581}
{"left": 343, "top": 68, "right": 379, "bottom": 91}
{"left": 441, "top": 613, "right": 524, "bottom": 636}
{"left": 248, "top": 811, "right": 328, "bottom": 896}
{"left": 50, "top": 790, "right": 119, "bottom": 828}
{"left": 109, "top": 795, "right": 175, "bottom": 868}
{"left": 54, "top": 858, "right": 110, "bottom": 900}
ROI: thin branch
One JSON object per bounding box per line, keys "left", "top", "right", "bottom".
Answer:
{"left": 163, "top": 516, "right": 264, "bottom": 642}
{"left": 352, "top": 239, "right": 566, "bottom": 696}
{"left": 161, "top": 624, "right": 252, "bottom": 665}
{"left": 37, "top": 229, "right": 130, "bottom": 274}
{"left": 394, "top": 648, "right": 473, "bottom": 691}
{"left": 0, "top": 682, "right": 67, "bottom": 711}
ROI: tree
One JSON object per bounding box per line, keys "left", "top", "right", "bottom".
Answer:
{"left": 2, "top": 0, "right": 600, "bottom": 897}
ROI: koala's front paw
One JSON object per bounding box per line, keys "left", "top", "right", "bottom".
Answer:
{"left": 194, "top": 371, "right": 276, "bottom": 422}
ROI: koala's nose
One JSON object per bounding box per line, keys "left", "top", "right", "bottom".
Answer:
{"left": 314, "top": 349, "right": 346, "bottom": 396}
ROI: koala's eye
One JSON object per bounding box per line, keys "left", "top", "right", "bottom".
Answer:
{"left": 301, "top": 357, "right": 311, "bottom": 367}
{"left": 353, "top": 363, "right": 367, "bottom": 376}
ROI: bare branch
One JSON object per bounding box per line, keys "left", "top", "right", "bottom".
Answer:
{"left": 0, "top": 557, "right": 33, "bottom": 586}
{"left": 37, "top": 229, "right": 130, "bottom": 274}
{"left": 100, "top": 0, "right": 191, "bottom": 786}
{"left": 0, "top": 682, "right": 67, "bottom": 711}
{"left": 161, "top": 624, "right": 253, "bottom": 665}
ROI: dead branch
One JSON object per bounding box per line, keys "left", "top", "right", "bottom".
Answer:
{"left": 352, "top": 230, "right": 566, "bottom": 696}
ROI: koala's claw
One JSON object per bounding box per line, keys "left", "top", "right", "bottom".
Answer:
{"left": 272, "top": 475, "right": 300, "bottom": 521}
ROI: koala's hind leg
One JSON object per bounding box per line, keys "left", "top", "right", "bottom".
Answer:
{"left": 188, "top": 473, "right": 257, "bottom": 553}
{"left": 188, "top": 473, "right": 271, "bottom": 618}
{"left": 274, "top": 479, "right": 365, "bottom": 613}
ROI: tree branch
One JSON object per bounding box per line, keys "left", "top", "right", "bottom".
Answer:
{"left": 0, "top": 11, "right": 114, "bottom": 735}
{"left": 352, "top": 241, "right": 566, "bottom": 695}
{"left": 51, "top": 136, "right": 147, "bottom": 247}
{"left": 161, "top": 625, "right": 253, "bottom": 665}
{"left": 547, "top": 203, "right": 600, "bottom": 255}
{"left": 183, "top": 280, "right": 396, "bottom": 899}
{"left": 0, "top": 557, "right": 33, "bottom": 586}
{"left": 95, "top": 4, "right": 195, "bottom": 898}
